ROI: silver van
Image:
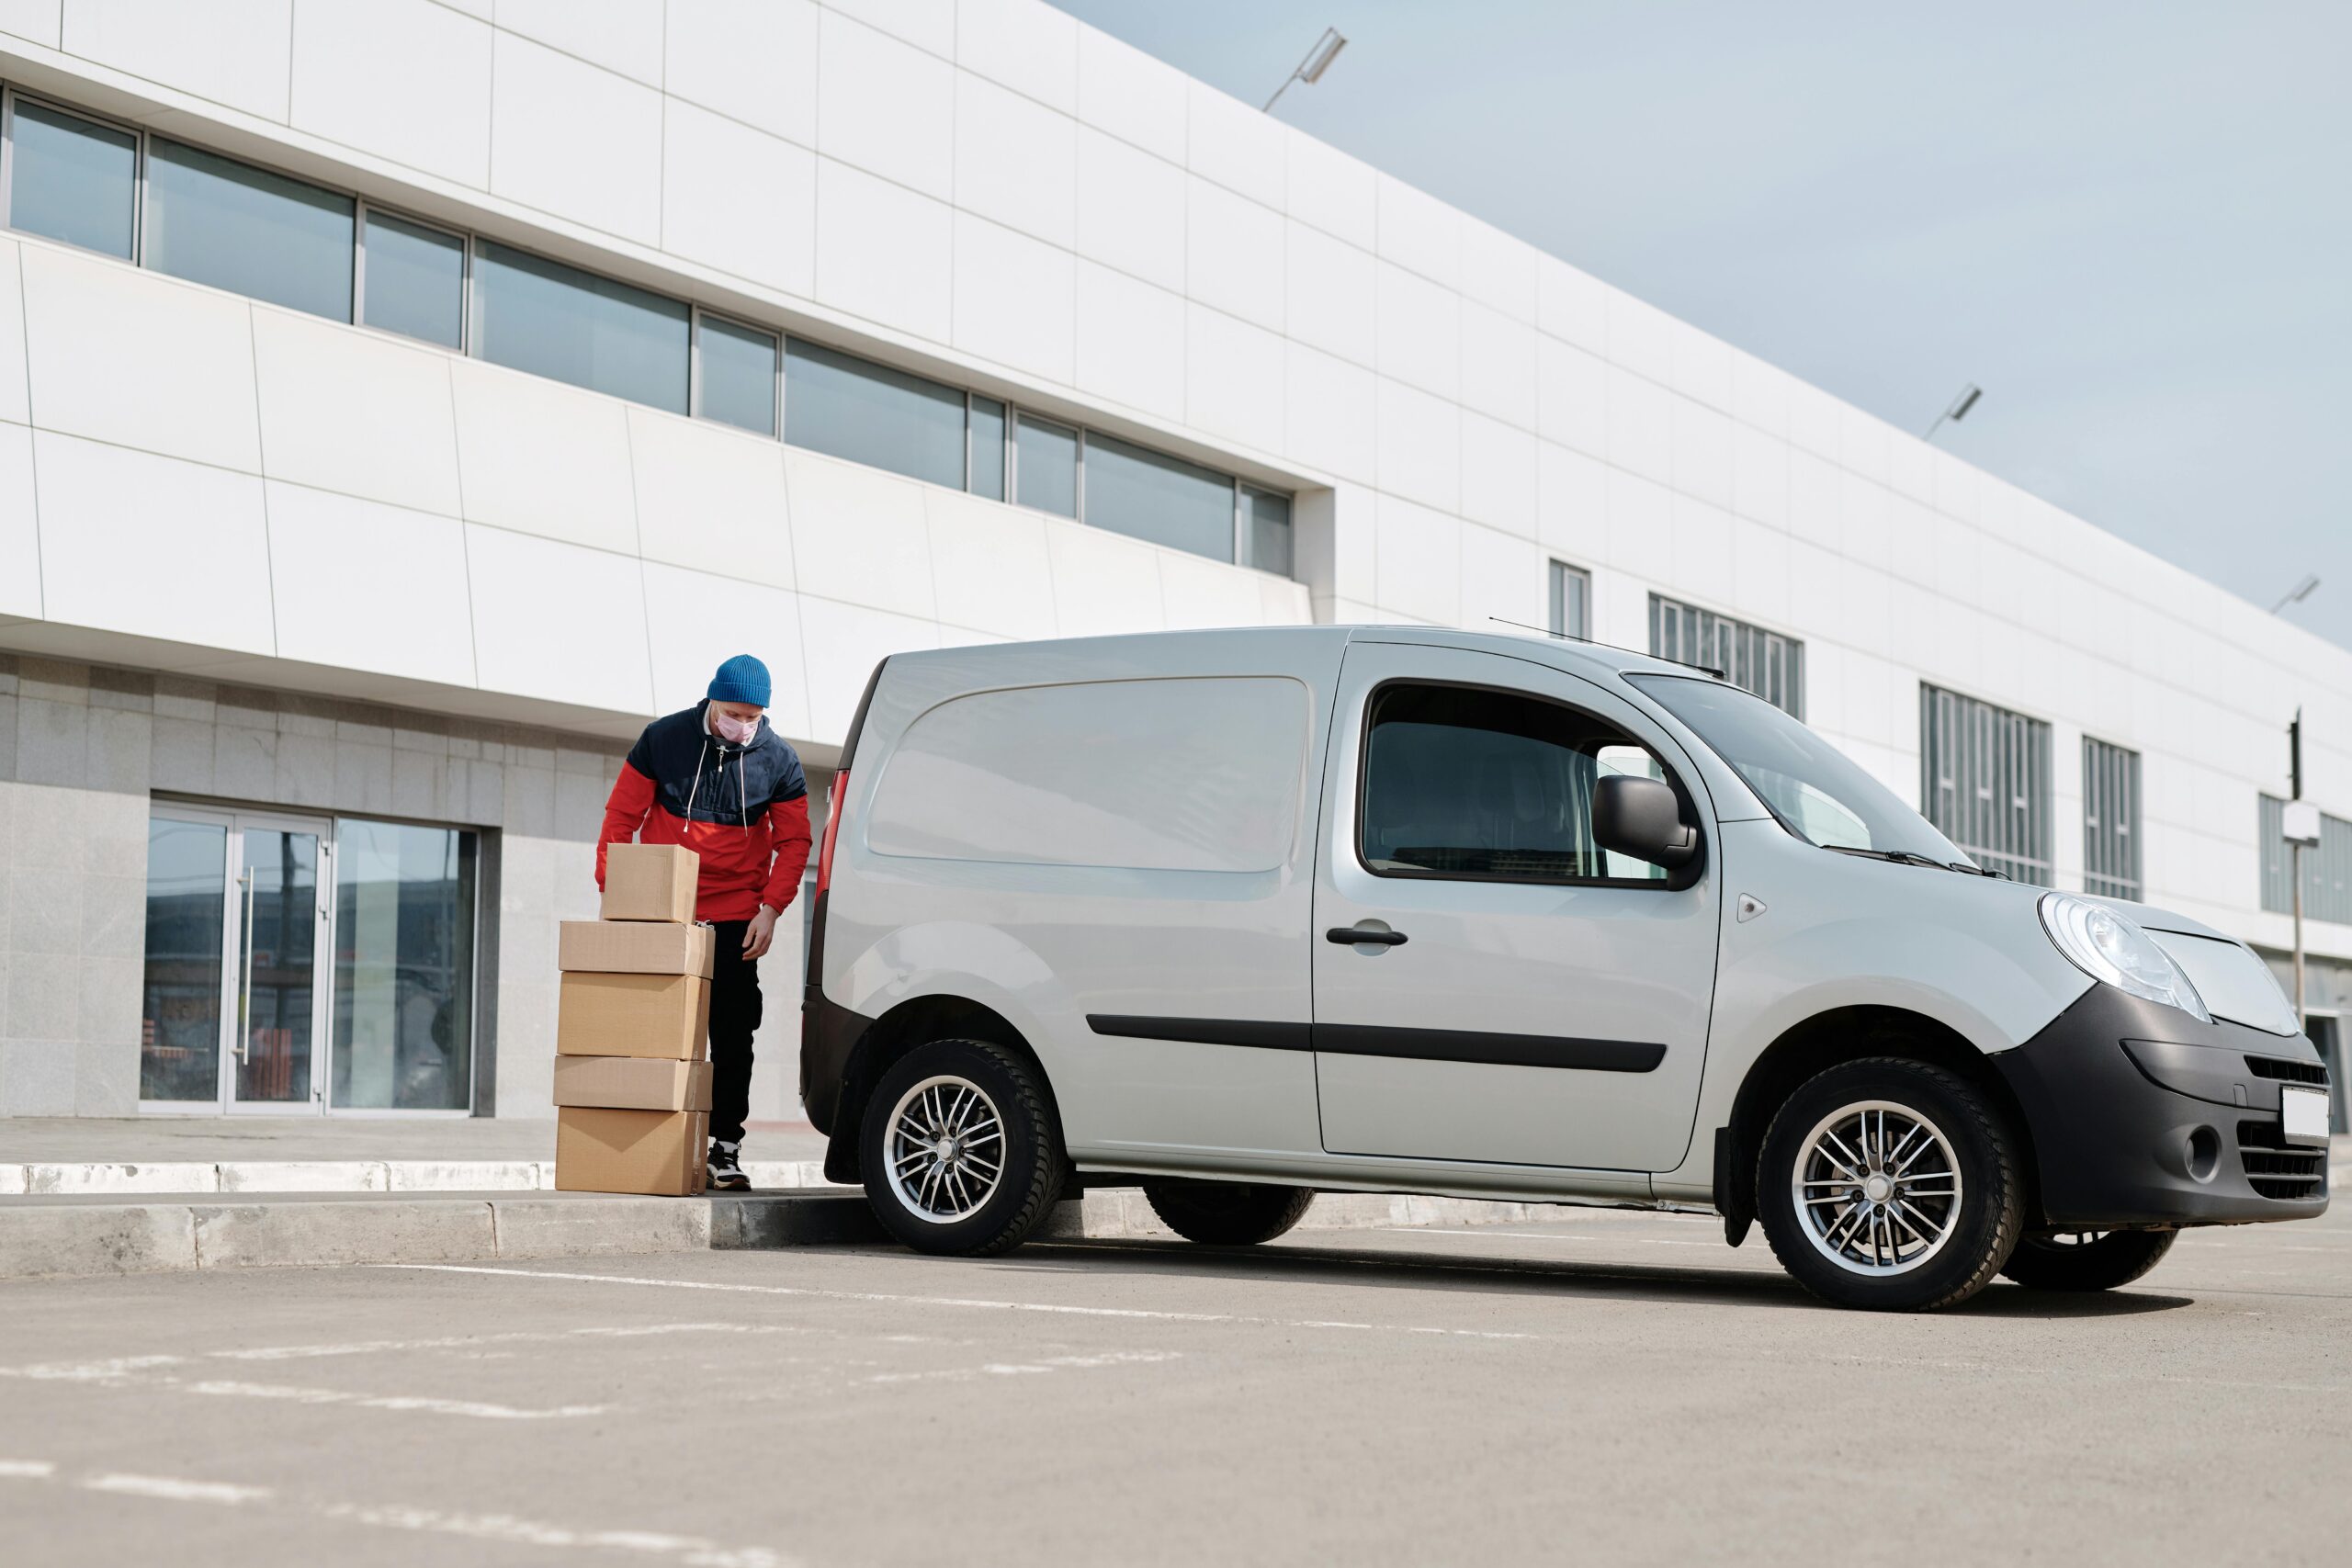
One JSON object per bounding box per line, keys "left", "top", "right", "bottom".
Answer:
{"left": 801, "top": 626, "right": 2330, "bottom": 1310}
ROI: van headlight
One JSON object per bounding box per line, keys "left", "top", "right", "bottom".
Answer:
{"left": 2038, "top": 893, "right": 2211, "bottom": 1022}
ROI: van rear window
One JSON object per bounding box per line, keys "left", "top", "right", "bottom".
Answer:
{"left": 865, "top": 678, "right": 1310, "bottom": 874}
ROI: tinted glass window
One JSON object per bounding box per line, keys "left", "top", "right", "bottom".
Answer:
{"left": 784, "top": 339, "right": 965, "bottom": 487}
{"left": 1084, "top": 432, "right": 1232, "bottom": 558}
{"left": 141, "top": 814, "right": 226, "bottom": 1101}
{"left": 698, "top": 315, "right": 778, "bottom": 435}
{"left": 145, "top": 138, "right": 355, "bottom": 320}
{"left": 361, "top": 211, "right": 464, "bottom": 348}
{"left": 333, "top": 820, "right": 478, "bottom": 1111}
{"left": 1550, "top": 561, "right": 1590, "bottom": 639}
{"left": 474, "top": 239, "right": 688, "bottom": 412}
{"left": 1015, "top": 415, "right": 1078, "bottom": 517}
{"left": 967, "top": 396, "right": 1006, "bottom": 501}
{"left": 1361, "top": 684, "right": 1665, "bottom": 882}
{"left": 6, "top": 99, "right": 137, "bottom": 257}
{"left": 1247, "top": 486, "right": 1292, "bottom": 575}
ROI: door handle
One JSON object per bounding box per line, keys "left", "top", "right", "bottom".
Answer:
{"left": 237, "top": 869, "right": 256, "bottom": 1066}
{"left": 1326, "top": 926, "right": 1408, "bottom": 947}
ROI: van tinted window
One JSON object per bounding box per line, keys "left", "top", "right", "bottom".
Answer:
{"left": 1359, "top": 683, "right": 1669, "bottom": 883}
{"left": 866, "top": 678, "right": 1308, "bottom": 874}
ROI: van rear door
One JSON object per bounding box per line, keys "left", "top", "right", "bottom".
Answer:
{"left": 1309, "top": 641, "right": 1721, "bottom": 1173}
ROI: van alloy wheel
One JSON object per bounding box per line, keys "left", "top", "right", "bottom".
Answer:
{"left": 1792, "top": 1100, "right": 1963, "bottom": 1276}
{"left": 884, "top": 1074, "right": 1005, "bottom": 1224}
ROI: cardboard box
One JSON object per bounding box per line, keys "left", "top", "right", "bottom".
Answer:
{"left": 557, "top": 973, "right": 710, "bottom": 1060}
{"left": 552, "top": 1055, "right": 713, "bottom": 1111}
{"left": 559, "top": 919, "right": 715, "bottom": 978}
{"left": 555, "top": 1105, "right": 710, "bottom": 1196}
{"left": 603, "top": 842, "right": 700, "bottom": 923}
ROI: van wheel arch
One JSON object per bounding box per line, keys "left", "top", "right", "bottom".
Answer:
{"left": 1716, "top": 1006, "right": 2040, "bottom": 1238}
{"left": 822, "top": 995, "right": 1068, "bottom": 1186}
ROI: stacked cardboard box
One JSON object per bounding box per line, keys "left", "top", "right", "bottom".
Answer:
{"left": 553, "top": 843, "right": 717, "bottom": 1195}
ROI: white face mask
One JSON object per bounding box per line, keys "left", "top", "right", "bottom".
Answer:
{"left": 711, "top": 709, "right": 761, "bottom": 746}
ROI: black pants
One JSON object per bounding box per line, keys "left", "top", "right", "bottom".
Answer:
{"left": 707, "top": 919, "right": 763, "bottom": 1145}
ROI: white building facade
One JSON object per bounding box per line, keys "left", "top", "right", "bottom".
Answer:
{"left": 0, "top": 0, "right": 2345, "bottom": 1125}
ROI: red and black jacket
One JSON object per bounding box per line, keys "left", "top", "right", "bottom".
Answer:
{"left": 597, "top": 702, "right": 812, "bottom": 923}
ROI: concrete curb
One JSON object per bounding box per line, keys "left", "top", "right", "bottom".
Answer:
{"left": 2, "top": 1158, "right": 846, "bottom": 1197}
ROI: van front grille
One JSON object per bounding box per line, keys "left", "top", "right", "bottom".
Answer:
{"left": 2237, "top": 1119, "right": 2328, "bottom": 1201}
{"left": 2245, "top": 1055, "right": 2329, "bottom": 1087}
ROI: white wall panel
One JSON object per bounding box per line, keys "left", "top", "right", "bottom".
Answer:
{"left": 1045, "top": 521, "right": 1162, "bottom": 638}
{"left": 61, "top": 0, "right": 290, "bottom": 118}
{"left": 639, "top": 561, "right": 811, "bottom": 738}
{"left": 265, "top": 481, "right": 476, "bottom": 687}
{"left": 1459, "top": 301, "right": 1537, "bottom": 430}
{"left": 0, "top": 240, "right": 26, "bottom": 426}
{"left": 1374, "top": 260, "right": 1458, "bottom": 400}
{"left": 1074, "top": 22, "right": 1185, "bottom": 164}
{"left": 798, "top": 593, "right": 939, "bottom": 741}
{"left": 664, "top": 0, "right": 820, "bottom": 147}
{"left": 1185, "top": 177, "right": 1285, "bottom": 333}
{"left": 19, "top": 245, "right": 260, "bottom": 472}
{"left": 1669, "top": 493, "right": 1735, "bottom": 607}
{"left": 489, "top": 33, "right": 662, "bottom": 243}
{"left": 1459, "top": 520, "right": 1543, "bottom": 629}
{"left": 627, "top": 407, "right": 794, "bottom": 589}
{"left": 812, "top": 158, "right": 953, "bottom": 341}
{"left": 951, "top": 213, "right": 1074, "bottom": 384}
{"left": 33, "top": 430, "right": 273, "bottom": 653}
{"left": 1186, "top": 80, "right": 1283, "bottom": 210}
{"left": 1283, "top": 220, "right": 1374, "bottom": 368}
{"left": 662, "top": 99, "right": 817, "bottom": 294}
{"left": 1606, "top": 468, "right": 1672, "bottom": 582}
{"left": 1072, "top": 127, "right": 1185, "bottom": 294}
{"left": 289, "top": 0, "right": 491, "bottom": 186}
{"left": 448, "top": 360, "right": 639, "bottom": 554}
{"left": 956, "top": 0, "right": 1078, "bottom": 114}
{"left": 1074, "top": 261, "right": 1184, "bottom": 422}
{"left": 1183, "top": 305, "right": 1283, "bottom": 452}
{"left": 1732, "top": 351, "right": 1792, "bottom": 437}
{"left": 922, "top": 489, "right": 1057, "bottom": 641}
{"left": 1668, "top": 320, "right": 1734, "bottom": 412}
{"left": 0, "top": 0, "right": 59, "bottom": 45}
{"left": 824, "top": 0, "right": 952, "bottom": 57}
{"left": 955, "top": 73, "right": 1078, "bottom": 249}
{"left": 1459, "top": 220, "right": 1538, "bottom": 325}
{"left": 1671, "top": 393, "right": 1734, "bottom": 510}
{"left": 1285, "top": 130, "right": 1376, "bottom": 251}
{"left": 465, "top": 524, "right": 652, "bottom": 713}
{"left": 816, "top": 9, "right": 955, "bottom": 199}
{"left": 1535, "top": 335, "right": 1606, "bottom": 457}
{"left": 0, "top": 423, "right": 37, "bottom": 618}
{"left": 1283, "top": 341, "right": 1375, "bottom": 485}
{"left": 1374, "top": 174, "right": 1458, "bottom": 289}
{"left": 1373, "top": 492, "right": 1459, "bottom": 626}
{"left": 496, "top": 0, "right": 663, "bottom": 86}
{"left": 1604, "top": 290, "right": 1673, "bottom": 383}
{"left": 1458, "top": 411, "right": 1537, "bottom": 539}
{"left": 1374, "top": 377, "right": 1459, "bottom": 513}
{"left": 1159, "top": 549, "right": 1265, "bottom": 630}
{"left": 252, "top": 308, "right": 461, "bottom": 518}
{"left": 1535, "top": 254, "right": 1606, "bottom": 354}
{"left": 1537, "top": 440, "right": 1608, "bottom": 566}
{"left": 1604, "top": 364, "right": 1671, "bottom": 485}
{"left": 1730, "top": 423, "right": 1790, "bottom": 528}
{"left": 784, "top": 449, "right": 938, "bottom": 621}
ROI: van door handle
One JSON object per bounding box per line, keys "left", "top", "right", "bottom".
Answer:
{"left": 1326, "top": 926, "right": 1408, "bottom": 947}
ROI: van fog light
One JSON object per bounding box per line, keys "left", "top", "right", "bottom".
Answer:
{"left": 2185, "top": 1125, "right": 2221, "bottom": 1184}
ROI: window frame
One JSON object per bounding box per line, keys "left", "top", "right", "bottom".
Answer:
{"left": 688, "top": 304, "right": 782, "bottom": 439}
{"left": 0, "top": 85, "right": 147, "bottom": 262}
{"left": 1549, "top": 559, "right": 1592, "bottom": 640}
{"left": 2081, "top": 735, "right": 2142, "bottom": 901}
{"left": 354, "top": 199, "right": 470, "bottom": 352}
{"left": 1919, "top": 682, "right": 2052, "bottom": 886}
{"left": 1351, "top": 676, "right": 1704, "bottom": 894}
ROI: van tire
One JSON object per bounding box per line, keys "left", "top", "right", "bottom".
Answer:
{"left": 1141, "top": 1179, "right": 1317, "bottom": 1245}
{"left": 1999, "top": 1227, "right": 2176, "bottom": 1291}
{"left": 1756, "top": 1056, "right": 2024, "bottom": 1312}
{"left": 860, "top": 1039, "right": 1065, "bottom": 1257}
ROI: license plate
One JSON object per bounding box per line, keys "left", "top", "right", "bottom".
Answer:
{"left": 2280, "top": 1085, "right": 2332, "bottom": 1147}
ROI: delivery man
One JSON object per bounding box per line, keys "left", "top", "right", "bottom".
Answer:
{"left": 597, "top": 655, "right": 810, "bottom": 1191}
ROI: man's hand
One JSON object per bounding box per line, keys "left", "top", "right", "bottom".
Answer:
{"left": 742, "top": 906, "right": 780, "bottom": 960}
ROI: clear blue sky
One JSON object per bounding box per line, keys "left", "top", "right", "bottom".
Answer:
{"left": 1057, "top": 0, "right": 2352, "bottom": 652}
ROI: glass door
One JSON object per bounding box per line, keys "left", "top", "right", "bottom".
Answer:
{"left": 141, "top": 807, "right": 333, "bottom": 1113}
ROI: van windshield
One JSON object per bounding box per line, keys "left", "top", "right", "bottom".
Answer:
{"left": 1625, "top": 674, "right": 1973, "bottom": 865}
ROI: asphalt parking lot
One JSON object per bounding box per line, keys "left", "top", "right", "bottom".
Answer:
{"left": 4, "top": 1198, "right": 2348, "bottom": 1568}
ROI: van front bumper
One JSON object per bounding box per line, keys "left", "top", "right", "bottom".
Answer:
{"left": 1991, "top": 985, "right": 2331, "bottom": 1230}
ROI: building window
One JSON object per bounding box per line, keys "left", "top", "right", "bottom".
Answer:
{"left": 784, "top": 338, "right": 967, "bottom": 489}
{"left": 360, "top": 209, "right": 466, "bottom": 349}
{"left": 2, "top": 95, "right": 138, "bottom": 258}
{"left": 1014, "top": 412, "right": 1080, "bottom": 519}
{"left": 2082, "top": 737, "right": 2142, "bottom": 900}
{"left": 1550, "top": 561, "right": 1591, "bottom": 640}
{"left": 695, "top": 312, "right": 779, "bottom": 437}
{"left": 1083, "top": 431, "right": 1231, "bottom": 558}
{"left": 332, "top": 819, "right": 480, "bottom": 1112}
{"left": 143, "top": 136, "right": 356, "bottom": 321}
{"left": 1649, "top": 593, "right": 1803, "bottom": 717}
{"left": 473, "top": 239, "right": 689, "bottom": 413}
{"left": 1920, "top": 684, "right": 2052, "bottom": 885}
{"left": 968, "top": 396, "right": 1008, "bottom": 501}
{"left": 1244, "top": 486, "right": 1292, "bottom": 576}
{"left": 2260, "top": 795, "right": 2352, "bottom": 924}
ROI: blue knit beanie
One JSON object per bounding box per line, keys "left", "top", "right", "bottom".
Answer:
{"left": 707, "top": 654, "right": 771, "bottom": 708}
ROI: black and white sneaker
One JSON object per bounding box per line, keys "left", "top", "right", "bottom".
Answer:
{"left": 707, "top": 1141, "right": 751, "bottom": 1191}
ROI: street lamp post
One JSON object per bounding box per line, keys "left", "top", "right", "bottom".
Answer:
{"left": 2284, "top": 712, "right": 2320, "bottom": 1033}
{"left": 1263, "top": 27, "right": 1348, "bottom": 113}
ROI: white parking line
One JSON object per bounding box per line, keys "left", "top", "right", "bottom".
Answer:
{"left": 210, "top": 1322, "right": 805, "bottom": 1361}
{"left": 0, "top": 1460, "right": 58, "bottom": 1480}
{"left": 0, "top": 1357, "right": 608, "bottom": 1420}
{"left": 865, "top": 1348, "right": 1182, "bottom": 1385}
{"left": 85, "top": 1472, "right": 270, "bottom": 1506}
{"left": 381, "top": 1263, "right": 1541, "bottom": 1341}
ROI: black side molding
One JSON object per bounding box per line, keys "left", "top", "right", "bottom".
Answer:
{"left": 1085, "top": 1015, "right": 1664, "bottom": 1073}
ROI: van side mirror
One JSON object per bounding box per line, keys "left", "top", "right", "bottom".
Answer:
{"left": 1592, "top": 774, "right": 1699, "bottom": 870}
